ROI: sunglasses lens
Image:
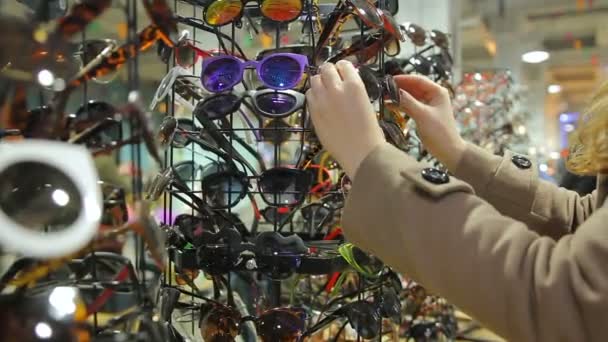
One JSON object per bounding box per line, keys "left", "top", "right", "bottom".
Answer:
{"left": 205, "top": 0, "right": 243, "bottom": 26}
{"left": 261, "top": 119, "right": 291, "bottom": 144}
{"left": 259, "top": 55, "right": 302, "bottom": 90}
{"left": 378, "top": 288, "right": 401, "bottom": 323}
{"left": 405, "top": 23, "right": 427, "bottom": 46}
{"left": 345, "top": 302, "right": 381, "bottom": 339}
{"left": 200, "top": 304, "right": 240, "bottom": 340}
{"left": 255, "top": 91, "right": 299, "bottom": 117}
{"left": 176, "top": 43, "right": 196, "bottom": 68}
{"left": 350, "top": 0, "right": 383, "bottom": 27}
{"left": 260, "top": 0, "right": 303, "bottom": 22}
{"left": 431, "top": 29, "right": 449, "bottom": 49}
{"left": 352, "top": 245, "right": 384, "bottom": 275}
{"left": 203, "top": 175, "right": 244, "bottom": 209}
{"left": 381, "top": 10, "right": 404, "bottom": 41}
{"left": 175, "top": 162, "right": 201, "bottom": 184}
{"left": 0, "top": 162, "right": 82, "bottom": 231}
{"left": 358, "top": 66, "right": 381, "bottom": 101}
{"left": 385, "top": 76, "right": 400, "bottom": 103}
{"left": 259, "top": 169, "right": 309, "bottom": 206}
{"left": 384, "top": 37, "right": 400, "bottom": 56}
{"left": 199, "top": 94, "right": 241, "bottom": 120}
{"left": 202, "top": 57, "right": 241, "bottom": 92}
{"left": 257, "top": 309, "right": 306, "bottom": 342}
{"left": 301, "top": 204, "right": 331, "bottom": 223}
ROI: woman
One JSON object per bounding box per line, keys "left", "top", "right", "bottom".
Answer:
{"left": 306, "top": 60, "right": 608, "bottom": 342}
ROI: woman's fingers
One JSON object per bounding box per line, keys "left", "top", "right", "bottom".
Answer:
{"left": 319, "top": 63, "right": 343, "bottom": 90}
{"left": 399, "top": 89, "right": 427, "bottom": 121}
{"left": 335, "top": 60, "right": 361, "bottom": 84}
{"left": 393, "top": 74, "right": 443, "bottom": 102}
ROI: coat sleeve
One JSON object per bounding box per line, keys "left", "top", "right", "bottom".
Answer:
{"left": 452, "top": 143, "right": 595, "bottom": 239}
{"left": 343, "top": 143, "right": 608, "bottom": 342}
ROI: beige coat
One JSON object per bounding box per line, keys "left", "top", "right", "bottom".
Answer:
{"left": 343, "top": 142, "right": 608, "bottom": 342}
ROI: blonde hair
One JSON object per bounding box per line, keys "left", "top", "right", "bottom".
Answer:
{"left": 567, "top": 80, "right": 608, "bottom": 175}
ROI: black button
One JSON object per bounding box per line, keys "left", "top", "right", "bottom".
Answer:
{"left": 511, "top": 155, "right": 532, "bottom": 169}
{"left": 421, "top": 168, "right": 450, "bottom": 184}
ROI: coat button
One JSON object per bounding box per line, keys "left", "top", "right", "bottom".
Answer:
{"left": 421, "top": 168, "right": 450, "bottom": 184}
{"left": 511, "top": 155, "right": 532, "bottom": 169}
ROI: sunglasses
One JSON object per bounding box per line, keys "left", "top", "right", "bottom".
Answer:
{"left": 195, "top": 89, "right": 306, "bottom": 120}
{"left": 0, "top": 140, "right": 102, "bottom": 259}
{"left": 202, "top": 0, "right": 304, "bottom": 27}
{"left": 357, "top": 65, "right": 401, "bottom": 103}
{"left": 256, "top": 44, "right": 331, "bottom": 66}
{"left": 305, "top": 287, "right": 401, "bottom": 339}
{"left": 68, "top": 25, "right": 166, "bottom": 90}
{"left": 201, "top": 53, "right": 309, "bottom": 93}
{"left": 328, "top": 32, "right": 400, "bottom": 64}
{"left": 199, "top": 302, "right": 307, "bottom": 342}
{"left": 201, "top": 167, "right": 312, "bottom": 209}
{"left": 400, "top": 24, "right": 450, "bottom": 49}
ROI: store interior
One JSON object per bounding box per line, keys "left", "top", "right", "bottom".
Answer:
{"left": 0, "top": 0, "right": 606, "bottom": 341}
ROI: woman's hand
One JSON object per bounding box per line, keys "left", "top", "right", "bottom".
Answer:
{"left": 306, "top": 61, "right": 385, "bottom": 178}
{"left": 395, "top": 75, "right": 466, "bottom": 170}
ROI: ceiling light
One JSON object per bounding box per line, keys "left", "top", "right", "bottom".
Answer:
{"left": 521, "top": 50, "right": 550, "bottom": 64}
{"left": 547, "top": 84, "right": 562, "bottom": 94}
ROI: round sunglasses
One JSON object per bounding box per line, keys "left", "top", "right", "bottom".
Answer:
{"left": 200, "top": 53, "right": 309, "bottom": 93}
{"left": 195, "top": 89, "right": 305, "bottom": 119}
{"left": 203, "top": 0, "right": 304, "bottom": 27}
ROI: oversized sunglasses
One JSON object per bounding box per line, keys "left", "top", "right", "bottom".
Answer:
{"left": 195, "top": 89, "right": 306, "bottom": 119}
{"left": 0, "top": 140, "right": 102, "bottom": 259}
{"left": 200, "top": 53, "right": 309, "bottom": 93}
{"left": 202, "top": 0, "right": 304, "bottom": 27}
{"left": 201, "top": 167, "right": 312, "bottom": 209}
{"left": 400, "top": 23, "right": 450, "bottom": 49}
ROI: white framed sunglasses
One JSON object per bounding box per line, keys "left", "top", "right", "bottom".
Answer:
{"left": 0, "top": 140, "right": 102, "bottom": 258}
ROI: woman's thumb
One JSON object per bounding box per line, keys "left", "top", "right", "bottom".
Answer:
{"left": 399, "top": 89, "right": 426, "bottom": 120}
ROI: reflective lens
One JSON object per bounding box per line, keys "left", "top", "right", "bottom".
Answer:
{"left": 0, "top": 162, "right": 82, "bottom": 231}
{"left": 204, "top": 0, "right": 243, "bottom": 26}
{"left": 202, "top": 57, "right": 242, "bottom": 92}
{"left": 202, "top": 174, "right": 246, "bottom": 209}
{"left": 200, "top": 304, "right": 240, "bottom": 340}
{"left": 345, "top": 302, "right": 381, "bottom": 339}
{"left": 259, "top": 55, "right": 302, "bottom": 89}
{"left": 260, "top": 0, "right": 303, "bottom": 22}
{"left": 261, "top": 119, "right": 292, "bottom": 144}
{"left": 257, "top": 309, "right": 306, "bottom": 342}
{"left": 258, "top": 168, "right": 310, "bottom": 206}
{"left": 254, "top": 92, "right": 298, "bottom": 117}
{"left": 174, "top": 162, "right": 202, "bottom": 184}
{"left": 199, "top": 93, "right": 241, "bottom": 120}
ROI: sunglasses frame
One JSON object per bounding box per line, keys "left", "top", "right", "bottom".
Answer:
{"left": 200, "top": 53, "right": 309, "bottom": 92}
{"left": 202, "top": 0, "right": 305, "bottom": 27}
{"left": 197, "top": 89, "right": 306, "bottom": 119}
{"left": 0, "top": 140, "right": 102, "bottom": 258}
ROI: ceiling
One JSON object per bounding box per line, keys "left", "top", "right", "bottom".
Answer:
{"left": 459, "top": 0, "right": 608, "bottom": 111}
